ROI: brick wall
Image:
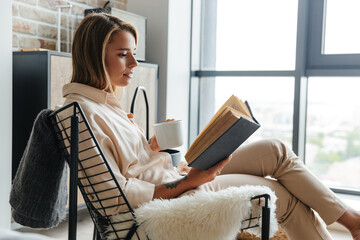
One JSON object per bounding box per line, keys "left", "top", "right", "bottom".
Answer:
{"left": 12, "top": 0, "right": 127, "bottom": 52}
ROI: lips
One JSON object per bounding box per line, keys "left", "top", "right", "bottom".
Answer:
{"left": 123, "top": 73, "right": 133, "bottom": 78}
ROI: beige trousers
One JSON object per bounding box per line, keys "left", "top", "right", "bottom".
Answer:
{"left": 195, "top": 139, "right": 347, "bottom": 240}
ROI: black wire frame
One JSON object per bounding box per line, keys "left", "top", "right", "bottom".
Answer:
{"left": 49, "top": 102, "right": 147, "bottom": 240}
{"left": 247, "top": 194, "right": 271, "bottom": 240}
{"left": 130, "top": 86, "right": 149, "bottom": 140}
{"left": 49, "top": 101, "right": 271, "bottom": 240}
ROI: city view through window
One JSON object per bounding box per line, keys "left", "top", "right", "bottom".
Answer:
{"left": 214, "top": 77, "right": 294, "bottom": 148}
{"left": 209, "top": 0, "right": 360, "bottom": 191}
{"left": 306, "top": 78, "right": 360, "bottom": 190}
{"left": 212, "top": 77, "right": 360, "bottom": 191}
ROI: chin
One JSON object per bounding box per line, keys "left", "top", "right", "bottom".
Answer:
{"left": 114, "top": 79, "right": 131, "bottom": 87}
{"left": 123, "top": 79, "right": 131, "bottom": 86}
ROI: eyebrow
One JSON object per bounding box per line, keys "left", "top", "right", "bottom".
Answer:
{"left": 117, "top": 48, "right": 137, "bottom": 51}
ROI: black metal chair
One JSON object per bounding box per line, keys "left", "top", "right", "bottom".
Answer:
{"left": 49, "top": 102, "right": 271, "bottom": 240}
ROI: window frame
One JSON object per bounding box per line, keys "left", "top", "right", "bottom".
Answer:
{"left": 307, "top": 0, "right": 360, "bottom": 71}
{"left": 190, "top": 0, "right": 360, "bottom": 196}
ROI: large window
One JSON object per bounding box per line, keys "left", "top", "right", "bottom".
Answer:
{"left": 216, "top": 0, "right": 298, "bottom": 70}
{"left": 306, "top": 77, "right": 360, "bottom": 190}
{"left": 191, "top": 0, "right": 360, "bottom": 194}
{"left": 324, "top": 0, "right": 360, "bottom": 54}
{"left": 214, "top": 77, "right": 294, "bottom": 147}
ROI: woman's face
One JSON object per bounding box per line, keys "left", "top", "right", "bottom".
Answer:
{"left": 105, "top": 30, "right": 138, "bottom": 87}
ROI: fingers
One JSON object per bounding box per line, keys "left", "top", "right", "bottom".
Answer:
{"left": 165, "top": 118, "right": 175, "bottom": 122}
{"left": 187, "top": 154, "right": 233, "bottom": 184}
{"left": 218, "top": 154, "right": 232, "bottom": 169}
{"left": 149, "top": 135, "right": 161, "bottom": 152}
{"left": 209, "top": 154, "right": 233, "bottom": 175}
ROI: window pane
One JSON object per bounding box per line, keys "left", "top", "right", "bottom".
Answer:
{"left": 201, "top": 77, "right": 294, "bottom": 146}
{"left": 324, "top": 0, "right": 360, "bottom": 54}
{"left": 306, "top": 77, "right": 360, "bottom": 190}
{"left": 215, "top": 0, "right": 298, "bottom": 70}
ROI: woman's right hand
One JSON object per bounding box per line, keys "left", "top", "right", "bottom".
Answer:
{"left": 152, "top": 155, "right": 232, "bottom": 200}
{"left": 186, "top": 154, "right": 232, "bottom": 188}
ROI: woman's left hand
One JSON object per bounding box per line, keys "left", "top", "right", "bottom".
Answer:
{"left": 149, "top": 135, "right": 161, "bottom": 152}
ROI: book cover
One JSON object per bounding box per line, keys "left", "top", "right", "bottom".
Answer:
{"left": 188, "top": 116, "right": 260, "bottom": 170}
{"left": 185, "top": 95, "right": 260, "bottom": 170}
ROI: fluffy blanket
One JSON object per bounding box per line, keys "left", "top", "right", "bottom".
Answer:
{"left": 107, "top": 185, "right": 278, "bottom": 240}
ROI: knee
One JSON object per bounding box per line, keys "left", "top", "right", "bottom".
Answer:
{"left": 265, "top": 138, "right": 288, "bottom": 151}
{"left": 265, "top": 138, "right": 298, "bottom": 163}
{"left": 271, "top": 183, "right": 299, "bottom": 223}
{"left": 259, "top": 139, "right": 302, "bottom": 177}
{"left": 258, "top": 138, "right": 286, "bottom": 150}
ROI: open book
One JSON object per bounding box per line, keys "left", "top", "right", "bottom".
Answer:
{"left": 185, "top": 95, "right": 260, "bottom": 170}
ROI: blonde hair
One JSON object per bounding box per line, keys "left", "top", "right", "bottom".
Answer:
{"left": 71, "top": 13, "right": 137, "bottom": 93}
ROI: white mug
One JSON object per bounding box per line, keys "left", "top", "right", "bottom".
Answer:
{"left": 154, "top": 120, "right": 183, "bottom": 149}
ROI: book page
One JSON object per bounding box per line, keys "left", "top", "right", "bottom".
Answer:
{"left": 233, "top": 95, "right": 251, "bottom": 117}
{"left": 185, "top": 107, "right": 240, "bottom": 163}
{"left": 186, "top": 95, "right": 254, "bottom": 162}
{"left": 202, "top": 95, "right": 250, "bottom": 134}
{"left": 189, "top": 95, "right": 251, "bottom": 153}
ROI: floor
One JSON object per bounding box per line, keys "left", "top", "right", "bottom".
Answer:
{"left": 13, "top": 207, "right": 354, "bottom": 240}
{"left": 14, "top": 208, "right": 94, "bottom": 240}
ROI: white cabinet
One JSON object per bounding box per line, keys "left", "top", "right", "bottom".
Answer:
{"left": 13, "top": 51, "right": 158, "bottom": 180}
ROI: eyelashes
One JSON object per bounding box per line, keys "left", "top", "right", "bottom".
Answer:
{"left": 118, "top": 53, "right": 137, "bottom": 57}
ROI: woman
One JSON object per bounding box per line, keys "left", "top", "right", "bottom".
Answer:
{"left": 63, "top": 13, "right": 360, "bottom": 240}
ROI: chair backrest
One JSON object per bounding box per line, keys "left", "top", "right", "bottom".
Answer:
{"left": 49, "top": 102, "right": 147, "bottom": 240}
{"left": 49, "top": 102, "right": 271, "bottom": 240}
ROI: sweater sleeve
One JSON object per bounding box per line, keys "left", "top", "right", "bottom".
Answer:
{"left": 76, "top": 143, "right": 155, "bottom": 215}
{"left": 95, "top": 135, "right": 156, "bottom": 210}
{"left": 75, "top": 109, "right": 155, "bottom": 215}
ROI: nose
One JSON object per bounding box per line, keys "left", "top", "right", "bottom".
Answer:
{"left": 129, "top": 53, "right": 138, "bottom": 68}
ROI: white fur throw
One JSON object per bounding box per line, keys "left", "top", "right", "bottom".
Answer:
{"left": 107, "top": 185, "right": 278, "bottom": 240}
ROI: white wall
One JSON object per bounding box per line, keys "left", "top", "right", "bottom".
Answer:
{"left": 0, "top": 0, "right": 13, "bottom": 229}
{"left": 127, "top": 0, "right": 191, "bottom": 153}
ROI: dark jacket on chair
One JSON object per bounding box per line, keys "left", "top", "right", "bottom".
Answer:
{"left": 10, "top": 109, "right": 68, "bottom": 228}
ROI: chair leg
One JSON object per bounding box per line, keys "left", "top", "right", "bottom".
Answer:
{"left": 261, "top": 205, "right": 270, "bottom": 240}
{"left": 93, "top": 225, "right": 99, "bottom": 240}
{"left": 68, "top": 115, "right": 79, "bottom": 240}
